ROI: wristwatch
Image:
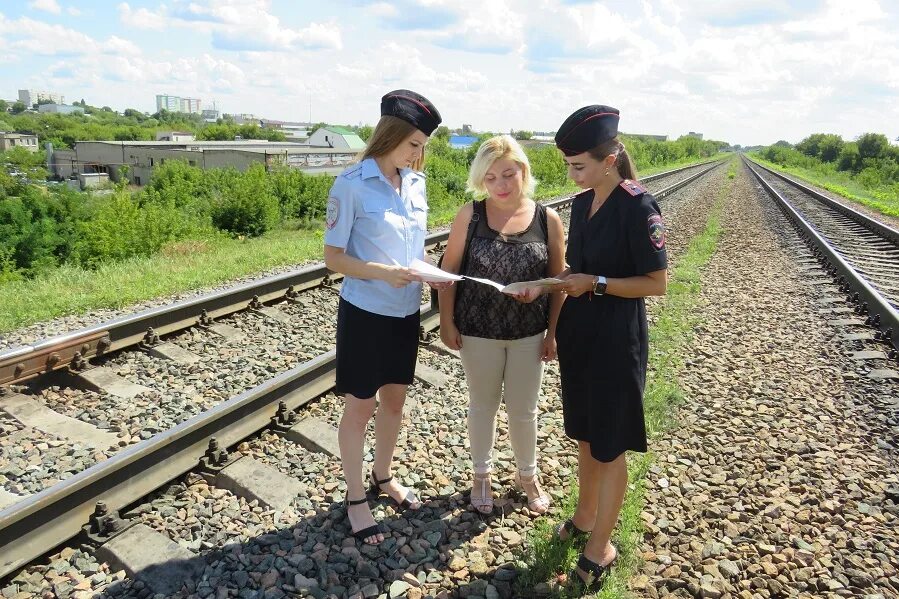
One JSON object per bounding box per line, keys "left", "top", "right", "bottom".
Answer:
{"left": 592, "top": 275, "right": 607, "bottom": 296}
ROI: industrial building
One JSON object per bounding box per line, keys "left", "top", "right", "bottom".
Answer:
{"left": 48, "top": 140, "right": 359, "bottom": 187}
{"left": 37, "top": 104, "right": 85, "bottom": 115}
{"left": 0, "top": 132, "right": 39, "bottom": 153}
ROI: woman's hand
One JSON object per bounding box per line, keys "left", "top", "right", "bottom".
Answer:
{"left": 541, "top": 333, "right": 557, "bottom": 362}
{"left": 427, "top": 280, "right": 455, "bottom": 291}
{"left": 560, "top": 273, "right": 596, "bottom": 298}
{"left": 383, "top": 266, "right": 418, "bottom": 288}
{"left": 509, "top": 285, "right": 543, "bottom": 304}
{"left": 440, "top": 320, "right": 463, "bottom": 350}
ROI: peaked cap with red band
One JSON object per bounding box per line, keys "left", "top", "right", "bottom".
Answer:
{"left": 554, "top": 104, "right": 620, "bottom": 156}
{"left": 380, "top": 89, "right": 442, "bottom": 136}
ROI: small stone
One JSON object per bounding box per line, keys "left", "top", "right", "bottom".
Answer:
{"left": 718, "top": 559, "right": 740, "bottom": 578}
{"left": 388, "top": 580, "right": 410, "bottom": 598}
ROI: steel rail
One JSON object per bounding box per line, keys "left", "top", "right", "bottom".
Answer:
{"left": 0, "top": 159, "right": 723, "bottom": 579}
{"left": 0, "top": 158, "right": 725, "bottom": 579}
{"left": 743, "top": 157, "right": 899, "bottom": 353}
{"left": 0, "top": 159, "right": 722, "bottom": 387}
{"left": 747, "top": 158, "right": 899, "bottom": 245}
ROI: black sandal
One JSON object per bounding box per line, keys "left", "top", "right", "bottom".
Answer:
{"left": 344, "top": 497, "right": 383, "bottom": 544}
{"left": 370, "top": 472, "right": 421, "bottom": 509}
{"left": 569, "top": 552, "right": 616, "bottom": 592}
{"left": 556, "top": 518, "right": 591, "bottom": 542}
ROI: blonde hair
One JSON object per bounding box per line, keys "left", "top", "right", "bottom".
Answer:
{"left": 588, "top": 137, "right": 637, "bottom": 180}
{"left": 466, "top": 135, "right": 537, "bottom": 197}
{"left": 359, "top": 115, "right": 426, "bottom": 171}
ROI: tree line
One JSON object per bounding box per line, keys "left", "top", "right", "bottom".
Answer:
{"left": 757, "top": 132, "right": 899, "bottom": 192}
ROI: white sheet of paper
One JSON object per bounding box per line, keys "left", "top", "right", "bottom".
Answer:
{"left": 462, "top": 275, "right": 506, "bottom": 292}
{"left": 462, "top": 276, "right": 566, "bottom": 295}
{"left": 500, "top": 278, "right": 566, "bottom": 295}
{"left": 408, "top": 258, "right": 464, "bottom": 282}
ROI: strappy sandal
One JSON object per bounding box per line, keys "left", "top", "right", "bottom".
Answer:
{"left": 555, "top": 518, "right": 591, "bottom": 542}
{"left": 568, "top": 551, "right": 616, "bottom": 592}
{"left": 370, "top": 472, "right": 422, "bottom": 510}
{"left": 344, "top": 497, "right": 383, "bottom": 545}
{"left": 470, "top": 472, "right": 494, "bottom": 515}
{"left": 515, "top": 471, "right": 551, "bottom": 514}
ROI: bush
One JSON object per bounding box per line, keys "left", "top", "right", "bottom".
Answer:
{"left": 72, "top": 190, "right": 204, "bottom": 268}
{"left": 0, "top": 187, "right": 74, "bottom": 276}
{"left": 269, "top": 167, "right": 333, "bottom": 222}
{"left": 211, "top": 165, "right": 280, "bottom": 237}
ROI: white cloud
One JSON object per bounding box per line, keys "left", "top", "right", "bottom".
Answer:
{"left": 28, "top": 0, "right": 62, "bottom": 15}
{"left": 117, "top": 0, "right": 342, "bottom": 51}
{"left": 67, "top": 7, "right": 81, "bottom": 16}
{"left": 5, "top": 1, "right": 899, "bottom": 146}
{"left": 117, "top": 2, "right": 169, "bottom": 30}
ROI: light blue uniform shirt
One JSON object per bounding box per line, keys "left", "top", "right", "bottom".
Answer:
{"left": 324, "top": 157, "right": 427, "bottom": 317}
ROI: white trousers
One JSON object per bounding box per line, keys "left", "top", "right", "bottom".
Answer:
{"left": 459, "top": 331, "right": 545, "bottom": 476}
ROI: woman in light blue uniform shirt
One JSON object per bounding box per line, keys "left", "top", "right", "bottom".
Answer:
{"left": 323, "top": 90, "right": 445, "bottom": 545}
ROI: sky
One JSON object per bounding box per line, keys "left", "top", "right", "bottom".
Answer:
{"left": 1, "top": 0, "right": 898, "bottom": 147}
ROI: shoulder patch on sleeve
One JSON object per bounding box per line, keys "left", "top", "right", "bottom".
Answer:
{"left": 620, "top": 179, "right": 646, "bottom": 196}
{"left": 326, "top": 196, "right": 340, "bottom": 230}
{"left": 648, "top": 213, "right": 665, "bottom": 249}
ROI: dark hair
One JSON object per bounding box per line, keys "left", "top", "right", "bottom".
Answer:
{"left": 588, "top": 137, "right": 637, "bottom": 180}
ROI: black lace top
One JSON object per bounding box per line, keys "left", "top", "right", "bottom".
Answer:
{"left": 454, "top": 201, "right": 550, "bottom": 340}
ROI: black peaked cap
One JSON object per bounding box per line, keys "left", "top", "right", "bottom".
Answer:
{"left": 555, "top": 105, "right": 620, "bottom": 156}
{"left": 380, "top": 89, "right": 442, "bottom": 136}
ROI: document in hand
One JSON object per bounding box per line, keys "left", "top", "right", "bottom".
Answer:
{"left": 464, "top": 276, "right": 565, "bottom": 295}
{"left": 408, "top": 258, "right": 464, "bottom": 282}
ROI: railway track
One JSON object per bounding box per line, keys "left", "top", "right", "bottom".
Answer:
{"left": 744, "top": 157, "right": 899, "bottom": 356}
{"left": 0, "top": 158, "right": 724, "bottom": 584}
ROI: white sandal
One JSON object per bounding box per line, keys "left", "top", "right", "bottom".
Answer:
{"left": 516, "top": 471, "right": 550, "bottom": 514}
{"left": 471, "top": 472, "right": 494, "bottom": 515}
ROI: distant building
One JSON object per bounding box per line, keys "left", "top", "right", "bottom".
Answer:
{"left": 37, "top": 103, "right": 84, "bottom": 115}
{"left": 449, "top": 135, "right": 478, "bottom": 149}
{"left": 155, "top": 94, "right": 181, "bottom": 112}
{"left": 461, "top": 124, "right": 473, "bottom": 134}
{"left": 180, "top": 98, "right": 201, "bottom": 114}
{"left": 686, "top": 131, "right": 703, "bottom": 140}
{"left": 306, "top": 126, "right": 366, "bottom": 150}
{"left": 155, "top": 131, "right": 196, "bottom": 142}
{"left": 49, "top": 140, "right": 360, "bottom": 186}
{"left": 202, "top": 109, "right": 220, "bottom": 122}
{"left": 155, "top": 94, "right": 201, "bottom": 114}
{"left": 228, "top": 113, "right": 258, "bottom": 124}
{"left": 260, "top": 119, "right": 310, "bottom": 142}
{"left": 18, "top": 89, "right": 64, "bottom": 107}
{"left": 0, "top": 132, "right": 39, "bottom": 152}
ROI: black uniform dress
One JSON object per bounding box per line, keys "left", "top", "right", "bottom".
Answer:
{"left": 556, "top": 180, "right": 668, "bottom": 463}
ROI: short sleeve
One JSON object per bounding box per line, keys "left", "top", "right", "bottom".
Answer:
{"left": 323, "top": 176, "right": 355, "bottom": 249}
{"left": 628, "top": 193, "right": 668, "bottom": 274}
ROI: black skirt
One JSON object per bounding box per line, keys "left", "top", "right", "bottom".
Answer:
{"left": 556, "top": 294, "right": 648, "bottom": 463}
{"left": 335, "top": 298, "right": 420, "bottom": 399}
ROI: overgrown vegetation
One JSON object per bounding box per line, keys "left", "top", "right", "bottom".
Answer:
{"left": 752, "top": 132, "right": 898, "bottom": 217}
{"left": 514, "top": 159, "right": 734, "bottom": 598}
{"left": 1, "top": 129, "right": 728, "bottom": 282}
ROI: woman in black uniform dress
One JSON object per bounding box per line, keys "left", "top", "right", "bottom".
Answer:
{"left": 527, "top": 105, "right": 668, "bottom": 589}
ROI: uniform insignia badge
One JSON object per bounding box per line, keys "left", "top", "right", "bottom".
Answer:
{"left": 648, "top": 213, "right": 665, "bottom": 249}
{"left": 326, "top": 196, "right": 340, "bottom": 230}
{"left": 620, "top": 179, "right": 646, "bottom": 196}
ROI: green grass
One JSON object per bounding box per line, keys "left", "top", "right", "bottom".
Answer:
{"left": 750, "top": 154, "right": 899, "bottom": 218}
{"left": 0, "top": 156, "right": 726, "bottom": 335}
{"left": 513, "top": 158, "right": 734, "bottom": 598}
{"left": 0, "top": 227, "right": 324, "bottom": 334}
